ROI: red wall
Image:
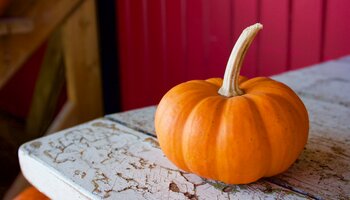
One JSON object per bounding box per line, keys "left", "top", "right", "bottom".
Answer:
{"left": 117, "top": 0, "right": 350, "bottom": 110}
{"left": 1, "top": 0, "right": 350, "bottom": 117}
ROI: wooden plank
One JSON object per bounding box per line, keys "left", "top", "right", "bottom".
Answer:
{"left": 259, "top": 58, "right": 350, "bottom": 198}
{"left": 61, "top": 0, "right": 103, "bottom": 123}
{"left": 323, "top": 0, "right": 350, "bottom": 61}
{"left": 258, "top": 0, "right": 290, "bottom": 76}
{"left": 270, "top": 134, "right": 349, "bottom": 199}
{"left": 107, "top": 99, "right": 350, "bottom": 200}
{"left": 206, "top": 0, "right": 231, "bottom": 78}
{"left": 290, "top": 0, "right": 323, "bottom": 70}
{"left": 136, "top": 0, "right": 153, "bottom": 108}
{"left": 109, "top": 59, "right": 350, "bottom": 138}
{"left": 186, "top": 0, "right": 207, "bottom": 80}
{"left": 272, "top": 60, "right": 350, "bottom": 106}
{"left": 164, "top": 0, "right": 187, "bottom": 88}
{"left": 146, "top": 0, "right": 166, "bottom": 104}
{"left": 25, "top": 30, "right": 65, "bottom": 142}
{"left": 108, "top": 97, "right": 350, "bottom": 149}
{"left": 0, "top": 18, "right": 33, "bottom": 36}
{"left": 336, "top": 55, "right": 350, "bottom": 64}
{"left": 302, "top": 97, "right": 350, "bottom": 140}
{"left": 118, "top": 0, "right": 147, "bottom": 110}
{"left": 106, "top": 106, "right": 157, "bottom": 137}
{"left": 19, "top": 119, "right": 308, "bottom": 199}
{"left": 107, "top": 60, "right": 350, "bottom": 199}
{"left": 267, "top": 96, "right": 350, "bottom": 199}
{"left": 231, "top": 0, "right": 259, "bottom": 77}
{"left": 0, "top": 0, "right": 83, "bottom": 88}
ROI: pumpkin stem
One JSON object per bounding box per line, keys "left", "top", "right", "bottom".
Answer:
{"left": 218, "top": 23, "right": 263, "bottom": 97}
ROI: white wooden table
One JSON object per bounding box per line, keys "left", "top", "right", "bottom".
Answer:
{"left": 19, "top": 57, "right": 350, "bottom": 200}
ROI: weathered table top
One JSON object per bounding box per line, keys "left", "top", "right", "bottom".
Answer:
{"left": 19, "top": 57, "right": 350, "bottom": 200}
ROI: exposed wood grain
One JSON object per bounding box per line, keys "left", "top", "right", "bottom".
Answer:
{"left": 0, "top": 0, "right": 83, "bottom": 88}
{"left": 25, "top": 30, "right": 65, "bottom": 142}
{"left": 19, "top": 119, "right": 308, "bottom": 199}
{"left": 61, "top": 0, "right": 103, "bottom": 123}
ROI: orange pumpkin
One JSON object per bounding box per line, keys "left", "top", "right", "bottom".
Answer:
{"left": 155, "top": 23, "right": 309, "bottom": 184}
{"left": 14, "top": 186, "right": 49, "bottom": 200}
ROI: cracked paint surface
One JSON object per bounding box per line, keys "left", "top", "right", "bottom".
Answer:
{"left": 107, "top": 97, "right": 350, "bottom": 199}
{"left": 22, "top": 119, "right": 307, "bottom": 199}
{"left": 20, "top": 57, "right": 350, "bottom": 199}
{"left": 106, "top": 62, "right": 350, "bottom": 199}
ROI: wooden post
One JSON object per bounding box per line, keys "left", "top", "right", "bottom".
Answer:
{"left": 25, "top": 30, "right": 65, "bottom": 142}
{"left": 0, "top": 0, "right": 83, "bottom": 89}
{"left": 61, "top": 0, "right": 103, "bottom": 123}
{"left": 4, "top": 1, "right": 104, "bottom": 199}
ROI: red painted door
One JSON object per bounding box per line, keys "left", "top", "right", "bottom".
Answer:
{"left": 116, "top": 0, "right": 350, "bottom": 110}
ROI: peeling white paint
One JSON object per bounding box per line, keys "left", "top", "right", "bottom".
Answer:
{"left": 19, "top": 119, "right": 307, "bottom": 199}
{"left": 19, "top": 57, "right": 350, "bottom": 199}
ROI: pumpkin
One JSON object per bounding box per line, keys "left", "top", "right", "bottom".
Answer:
{"left": 155, "top": 23, "right": 309, "bottom": 184}
{"left": 14, "top": 186, "right": 49, "bottom": 200}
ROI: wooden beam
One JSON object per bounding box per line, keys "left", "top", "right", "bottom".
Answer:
{"left": 25, "top": 30, "right": 65, "bottom": 142}
{"left": 0, "top": 18, "right": 33, "bottom": 36}
{"left": 46, "top": 101, "right": 78, "bottom": 133}
{"left": 0, "top": 0, "right": 84, "bottom": 89}
{"left": 61, "top": 0, "right": 103, "bottom": 123}
{"left": 4, "top": 1, "right": 103, "bottom": 199}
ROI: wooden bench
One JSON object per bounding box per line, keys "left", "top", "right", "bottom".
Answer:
{"left": 18, "top": 57, "right": 350, "bottom": 199}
